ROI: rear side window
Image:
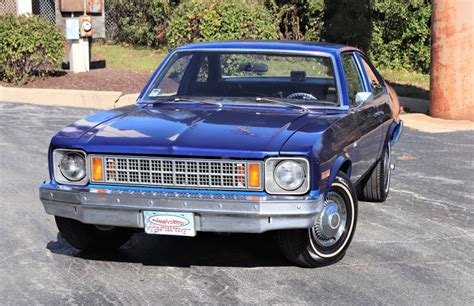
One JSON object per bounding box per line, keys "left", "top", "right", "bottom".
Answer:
{"left": 342, "top": 53, "right": 364, "bottom": 107}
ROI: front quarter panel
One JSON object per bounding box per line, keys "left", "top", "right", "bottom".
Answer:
{"left": 280, "top": 111, "right": 359, "bottom": 193}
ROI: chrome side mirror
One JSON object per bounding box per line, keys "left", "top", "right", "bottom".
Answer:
{"left": 355, "top": 92, "right": 373, "bottom": 106}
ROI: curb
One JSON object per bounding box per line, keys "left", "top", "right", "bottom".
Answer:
{"left": 1, "top": 86, "right": 427, "bottom": 111}
{"left": 0, "top": 86, "right": 129, "bottom": 109}
{"left": 399, "top": 96, "right": 428, "bottom": 114}
{"left": 1, "top": 86, "right": 472, "bottom": 132}
{"left": 400, "top": 113, "right": 473, "bottom": 133}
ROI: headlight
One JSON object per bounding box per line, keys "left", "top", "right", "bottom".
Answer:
{"left": 265, "top": 157, "right": 310, "bottom": 195}
{"left": 60, "top": 152, "right": 86, "bottom": 181}
{"left": 274, "top": 160, "right": 305, "bottom": 190}
{"left": 52, "top": 149, "right": 88, "bottom": 185}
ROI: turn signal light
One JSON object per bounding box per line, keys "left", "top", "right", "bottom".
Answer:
{"left": 92, "top": 157, "right": 103, "bottom": 181}
{"left": 248, "top": 163, "right": 261, "bottom": 189}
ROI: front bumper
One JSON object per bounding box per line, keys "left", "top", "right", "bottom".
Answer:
{"left": 39, "top": 184, "right": 324, "bottom": 233}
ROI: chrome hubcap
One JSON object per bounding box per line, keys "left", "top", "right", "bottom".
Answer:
{"left": 312, "top": 194, "right": 347, "bottom": 247}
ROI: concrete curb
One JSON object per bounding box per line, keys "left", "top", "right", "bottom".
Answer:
{"left": 1, "top": 86, "right": 472, "bottom": 133}
{"left": 115, "top": 93, "right": 140, "bottom": 108}
{"left": 400, "top": 113, "right": 473, "bottom": 133}
{"left": 0, "top": 86, "right": 125, "bottom": 109}
{"left": 399, "top": 96, "right": 428, "bottom": 114}
{"left": 1, "top": 86, "right": 428, "bottom": 111}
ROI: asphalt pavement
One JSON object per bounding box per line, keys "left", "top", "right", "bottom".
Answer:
{"left": 0, "top": 102, "right": 473, "bottom": 305}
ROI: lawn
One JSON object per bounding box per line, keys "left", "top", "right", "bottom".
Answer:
{"left": 380, "top": 68, "right": 430, "bottom": 100}
{"left": 93, "top": 43, "right": 167, "bottom": 73}
{"left": 92, "top": 43, "right": 430, "bottom": 99}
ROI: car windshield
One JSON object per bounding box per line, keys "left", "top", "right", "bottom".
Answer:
{"left": 142, "top": 51, "right": 339, "bottom": 107}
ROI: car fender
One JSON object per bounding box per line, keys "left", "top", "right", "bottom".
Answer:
{"left": 322, "top": 154, "right": 352, "bottom": 198}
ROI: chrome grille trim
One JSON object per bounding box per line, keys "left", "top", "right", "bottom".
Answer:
{"left": 90, "top": 155, "right": 263, "bottom": 191}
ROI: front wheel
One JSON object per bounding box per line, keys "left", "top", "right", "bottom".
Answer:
{"left": 55, "top": 216, "right": 134, "bottom": 251}
{"left": 277, "top": 172, "right": 358, "bottom": 267}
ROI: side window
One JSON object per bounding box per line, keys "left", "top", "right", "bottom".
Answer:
{"left": 359, "top": 55, "right": 384, "bottom": 96}
{"left": 154, "top": 54, "right": 192, "bottom": 96}
{"left": 342, "top": 53, "right": 364, "bottom": 107}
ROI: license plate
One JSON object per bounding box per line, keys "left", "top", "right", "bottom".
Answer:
{"left": 143, "top": 211, "right": 196, "bottom": 237}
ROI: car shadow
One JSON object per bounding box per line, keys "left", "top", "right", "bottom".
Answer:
{"left": 46, "top": 231, "right": 292, "bottom": 268}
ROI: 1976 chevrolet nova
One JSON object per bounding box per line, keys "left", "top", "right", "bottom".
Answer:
{"left": 40, "top": 41, "right": 403, "bottom": 267}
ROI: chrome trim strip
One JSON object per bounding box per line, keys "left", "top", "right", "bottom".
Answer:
{"left": 138, "top": 48, "right": 345, "bottom": 109}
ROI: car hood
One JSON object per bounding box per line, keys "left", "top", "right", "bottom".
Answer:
{"left": 56, "top": 103, "right": 328, "bottom": 159}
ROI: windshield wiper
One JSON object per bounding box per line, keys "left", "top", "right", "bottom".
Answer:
{"left": 149, "top": 96, "right": 223, "bottom": 107}
{"left": 255, "top": 97, "right": 309, "bottom": 112}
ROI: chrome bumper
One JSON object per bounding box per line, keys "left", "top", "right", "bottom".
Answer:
{"left": 39, "top": 184, "right": 324, "bottom": 233}
{"left": 391, "top": 120, "right": 403, "bottom": 146}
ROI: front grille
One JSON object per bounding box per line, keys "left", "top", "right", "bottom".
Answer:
{"left": 93, "top": 156, "right": 261, "bottom": 190}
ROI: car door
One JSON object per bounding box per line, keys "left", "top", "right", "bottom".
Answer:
{"left": 356, "top": 53, "right": 391, "bottom": 156}
{"left": 341, "top": 52, "right": 383, "bottom": 181}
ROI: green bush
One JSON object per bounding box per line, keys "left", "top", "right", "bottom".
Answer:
{"left": 167, "top": 0, "right": 278, "bottom": 48}
{"left": 267, "top": 0, "right": 325, "bottom": 41}
{"left": 106, "top": 0, "right": 177, "bottom": 48}
{"left": 269, "top": 0, "right": 431, "bottom": 73}
{"left": 368, "top": 0, "right": 431, "bottom": 73}
{"left": 0, "top": 14, "right": 65, "bottom": 84}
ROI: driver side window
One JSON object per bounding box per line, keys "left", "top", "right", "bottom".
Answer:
{"left": 342, "top": 53, "right": 363, "bottom": 107}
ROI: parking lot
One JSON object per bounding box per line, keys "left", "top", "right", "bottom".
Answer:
{"left": 0, "top": 101, "right": 473, "bottom": 304}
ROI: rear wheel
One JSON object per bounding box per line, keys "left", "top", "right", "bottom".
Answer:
{"left": 55, "top": 216, "right": 133, "bottom": 251}
{"left": 277, "top": 172, "right": 358, "bottom": 267}
{"left": 359, "top": 144, "right": 391, "bottom": 202}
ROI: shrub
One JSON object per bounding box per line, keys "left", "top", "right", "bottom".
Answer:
{"left": 167, "top": 0, "right": 278, "bottom": 48}
{"left": 106, "top": 0, "right": 177, "bottom": 48}
{"left": 368, "top": 0, "right": 431, "bottom": 73}
{"left": 0, "top": 14, "right": 65, "bottom": 84}
{"left": 268, "top": 0, "right": 325, "bottom": 41}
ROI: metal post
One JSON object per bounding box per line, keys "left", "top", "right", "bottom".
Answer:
{"left": 430, "top": 0, "right": 474, "bottom": 120}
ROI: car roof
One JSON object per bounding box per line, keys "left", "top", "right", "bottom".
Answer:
{"left": 174, "top": 40, "right": 361, "bottom": 55}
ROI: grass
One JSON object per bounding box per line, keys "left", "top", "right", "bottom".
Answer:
{"left": 380, "top": 68, "right": 430, "bottom": 100}
{"left": 92, "top": 43, "right": 167, "bottom": 73}
{"left": 92, "top": 43, "right": 430, "bottom": 99}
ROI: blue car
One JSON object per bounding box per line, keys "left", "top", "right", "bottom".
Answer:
{"left": 40, "top": 41, "right": 403, "bottom": 267}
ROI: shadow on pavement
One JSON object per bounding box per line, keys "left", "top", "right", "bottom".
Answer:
{"left": 46, "top": 231, "right": 292, "bottom": 268}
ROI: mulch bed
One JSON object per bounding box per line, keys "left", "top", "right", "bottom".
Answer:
{"left": 0, "top": 69, "right": 152, "bottom": 94}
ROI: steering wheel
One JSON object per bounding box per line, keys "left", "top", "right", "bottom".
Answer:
{"left": 286, "top": 92, "right": 318, "bottom": 100}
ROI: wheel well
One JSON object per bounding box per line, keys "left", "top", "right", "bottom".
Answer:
{"left": 339, "top": 160, "right": 352, "bottom": 177}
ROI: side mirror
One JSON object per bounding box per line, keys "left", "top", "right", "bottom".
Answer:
{"left": 355, "top": 92, "right": 373, "bottom": 106}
